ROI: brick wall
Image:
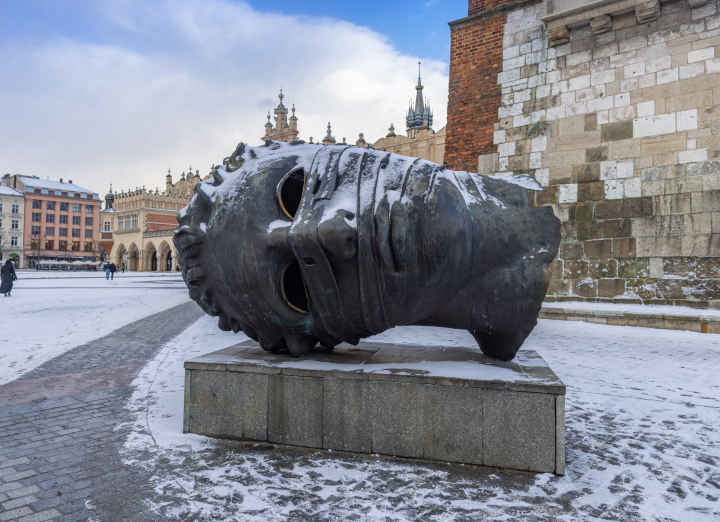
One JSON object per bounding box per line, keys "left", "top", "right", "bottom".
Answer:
{"left": 468, "top": 1, "right": 530, "bottom": 17}
{"left": 445, "top": 3, "right": 519, "bottom": 171}
{"left": 470, "top": 0, "right": 720, "bottom": 306}
{"left": 145, "top": 213, "right": 177, "bottom": 232}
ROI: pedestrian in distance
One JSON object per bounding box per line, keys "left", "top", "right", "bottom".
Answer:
{"left": 122, "top": 263, "right": 125, "bottom": 273}
{"left": 105, "top": 263, "right": 111, "bottom": 280}
{"left": 109, "top": 262, "right": 116, "bottom": 280}
{"left": 1, "top": 260, "right": 17, "bottom": 297}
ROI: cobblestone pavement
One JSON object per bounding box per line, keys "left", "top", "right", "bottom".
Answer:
{"left": 0, "top": 301, "right": 203, "bottom": 521}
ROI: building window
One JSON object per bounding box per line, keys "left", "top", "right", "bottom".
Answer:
{"left": 11, "top": 204, "right": 19, "bottom": 214}
{"left": 104, "top": 221, "right": 111, "bottom": 232}
{"left": 0, "top": 219, "right": 3, "bottom": 228}
{"left": 85, "top": 205, "right": 93, "bottom": 213}
{"left": 31, "top": 226, "right": 40, "bottom": 235}
{"left": 85, "top": 217, "right": 93, "bottom": 226}
{"left": 10, "top": 237, "right": 18, "bottom": 247}
{"left": 45, "top": 240, "right": 54, "bottom": 250}
{"left": 118, "top": 213, "right": 140, "bottom": 231}
{"left": 45, "top": 227, "right": 54, "bottom": 236}
{"left": 72, "top": 215, "right": 80, "bottom": 225}
{"left": 46, "top": 201, "right": 55, "bottom": 210}
{"left": 32, "top": 199, "right": 41, "bottom": 209}
{"left": 72, "top": 228, "right": 80, "bottom": 237}
{"left": 60, "top": 202, "right": 68, "bottom": 211}
{"left": 59, "top": 215, "right": 67, "bottom": 224}
{"left": 32, "top": 212, "right": 41, "bottom": 222}
{"left": 84, "top": 229, "right": 93, "bottom": 238}
{"left": 59, "top": 227, "right": 67, "bottom": 237}
{"left": 46, "top": 214, "right": 54, "bottom": 223}
{"left": 48, "top": 190, "right": 55, "bottom": 196}
{"left": 0, "top": 203, "right": 3, "bottom": 212}
{"left": 73, "top": 203, "right": 81, "bottom": 212}
{"left": 84, "top": 242, "right": 93, "bottom": 252}
{"left": 61, "top": 191, "right": 68, "bottom": 197}
{"left": 74, "top": 193, "right": 81, "bottom": 198}
{"left": 59, "top": 240, "right": 67, "bottom": 250}
{"left": 71, "top": 241, "right": 80, "bottom": 251}
{"left": 31, "top": 238, "right": 40, "bottom": 249}
{"left": 86, "top": 194, "right": 93, "bottom": 200}
{"left": 11, "top": 220, "right": 18, "bottom": 230}
{"left": 34, "top": 188, "right": 41, "bottom": 194}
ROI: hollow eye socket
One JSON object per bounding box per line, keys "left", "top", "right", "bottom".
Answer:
{"left": 281, "top": 259, "right": 309, "bottom": 313}
{"left": 278, "top": 169, "right": 305, "bottom": 220}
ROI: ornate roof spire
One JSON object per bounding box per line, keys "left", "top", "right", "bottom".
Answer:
{"left": 406, "top": 61, "right": 433, "bottom": 134}
{"left": 105, "top": 184, "right": 115, "bottom": 209}
{"left": 322, "top": 122, "right": 336, "bottom": 144}
{"left": 415, "top": 62, "right": 425, "bottom": 116}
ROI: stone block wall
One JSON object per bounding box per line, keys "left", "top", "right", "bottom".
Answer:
{"left": 458, "top": 0, "right": 720, "bottom": 306}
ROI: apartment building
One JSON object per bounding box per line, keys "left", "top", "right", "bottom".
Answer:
{"left": 6, "top": 176, "right": 101, "bottom": 267}
{"left": 0, "top": 186, "right": 25, "bottom": 266}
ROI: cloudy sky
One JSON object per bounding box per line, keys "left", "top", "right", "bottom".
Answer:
{"left": 0, "top": 0, "right": 465, "bottom": 194}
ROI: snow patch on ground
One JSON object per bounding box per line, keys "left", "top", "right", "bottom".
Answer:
{"left": 122, "top": 317, "right": 720, "bottom": 520}
{"left": 543, "top": 300, "right": 720, "bottom": 317}
{"left": 0, "top": 271, "right": 189, "bottom": 384}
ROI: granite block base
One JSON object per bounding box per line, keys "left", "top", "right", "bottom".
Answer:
{"left": 184, "top": 341, "right": 566, "bottom": 474}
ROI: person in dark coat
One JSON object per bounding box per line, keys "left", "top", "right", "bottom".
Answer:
{"left": 109, "top": 262, "right": 117, "bottom": 280}
{"left": 1, "top": 260, "right": 17, "bottom": 297}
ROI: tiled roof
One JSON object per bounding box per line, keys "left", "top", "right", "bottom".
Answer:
{"left": 17, "top": 177, "right": 99, "bottom": 198}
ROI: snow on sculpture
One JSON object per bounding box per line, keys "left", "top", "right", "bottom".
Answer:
{"left": 173, "top": 140, "right": 561, "bottom": 361}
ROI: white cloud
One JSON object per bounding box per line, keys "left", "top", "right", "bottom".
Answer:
{"left": 0, "top": 0, "right": 448, "bottom": 193}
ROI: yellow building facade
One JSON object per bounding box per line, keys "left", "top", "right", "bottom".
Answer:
{"left": 104, "top": 168, "right": 209, "bottom": 272}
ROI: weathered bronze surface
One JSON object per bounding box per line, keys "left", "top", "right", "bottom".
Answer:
{"left": 174, "top": 141, "right": 560, "bottom": 361}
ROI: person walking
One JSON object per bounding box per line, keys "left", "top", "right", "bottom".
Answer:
{"left": 1, "top": 260, "right": 17, "bottom": 297}
{"left": 105, "top": 263, "right": 111, "bottom": 280}
{"left": 109, "top": 262, "right": 117, "bottom": 280}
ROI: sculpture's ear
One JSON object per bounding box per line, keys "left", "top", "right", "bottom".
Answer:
{"left": 498, "top": 173, "right": 545, "bottom": 191}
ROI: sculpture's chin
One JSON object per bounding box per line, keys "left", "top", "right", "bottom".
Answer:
{"left": 471, "top": 330, "right": 531, "bottom": 362}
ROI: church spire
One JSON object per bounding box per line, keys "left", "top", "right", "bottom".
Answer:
{"left": 405, "top": 62, "right": 433, "bottom": 137}
{"left": 415, "top": 62, "right": 425, "bottom": 116}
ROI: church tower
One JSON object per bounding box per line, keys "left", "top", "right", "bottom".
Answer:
{"left": 262, "top": 90, "right": 300, "bottom": 142}
{"left": 406, "top": 62, "right": 433, "bottom": 139}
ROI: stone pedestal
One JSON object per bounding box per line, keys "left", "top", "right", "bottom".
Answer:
{"left": 184, "top": 341, "right": 566, "bottom": 474}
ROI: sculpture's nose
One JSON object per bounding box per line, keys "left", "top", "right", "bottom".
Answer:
{"left": 317, "top": 211, "right": 357, "bottom": 261}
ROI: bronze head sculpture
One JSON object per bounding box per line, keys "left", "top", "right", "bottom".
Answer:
{"left": 174, "top": 140, "right": 560, "bottom": 361}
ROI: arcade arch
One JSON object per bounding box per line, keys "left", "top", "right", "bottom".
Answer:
{"left": 145, "top": 241, "right": 158, "bottom": 272}
{"left": 157, "top": 240, "right": 174, "bottom": 272}
{"left": 127, "top": 243, "right": 140, "bottom": 271}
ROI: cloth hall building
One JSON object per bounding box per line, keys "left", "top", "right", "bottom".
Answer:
{"left": 104, "top": 168, "right": 209, "bottom": 272}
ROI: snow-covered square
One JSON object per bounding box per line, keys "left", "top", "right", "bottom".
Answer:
{"left": 1, "top": 271, "right": 719, "bottom": 521}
